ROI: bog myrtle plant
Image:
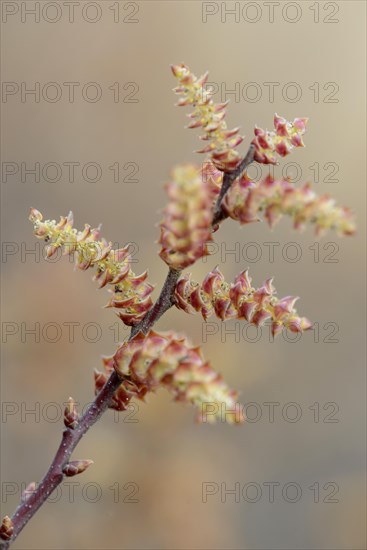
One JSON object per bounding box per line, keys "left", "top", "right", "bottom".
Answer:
{"left": 0, "top": 64, "right": 355, "bottom": 547}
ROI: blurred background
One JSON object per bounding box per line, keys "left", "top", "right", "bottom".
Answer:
{"left": 1, "top": 1, "right": 366, "bottom": 548}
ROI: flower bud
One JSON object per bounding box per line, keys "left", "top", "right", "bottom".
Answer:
{"left": 63, "top": 460, "right": 93, "bottom": 477}
{"left": 64, "top": 397, "right": 78, "bottom": 430}
{"left": 0, "top": 516, "right": 13, "bottom": 541}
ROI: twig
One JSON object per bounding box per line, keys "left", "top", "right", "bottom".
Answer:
{"left": 0, "top": 370, "right": 123, "bottom": 548}
{"left": 0, "top": 267, "right": 181, "bottom": 548}
{"left": 130, "top": 267, "right": 182, "bottom": 338}
{"left": 212, "top": 144, "right": 255, "bottom": 226}
{"left": 1, "top": 144, "right": 255, "bottom": 548}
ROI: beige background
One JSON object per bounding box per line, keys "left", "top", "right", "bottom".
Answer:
{"left": 1, "top": 1, "right": 366, "bottom": 548}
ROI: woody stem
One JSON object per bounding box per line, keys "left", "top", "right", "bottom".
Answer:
{"left": 1, "top": 145, "right": 254, "bottom": 548}
{"left": 0, "top": 369, "right": 123, "bottom": 548}
{"left": 1, "top": 267, "right": 182, "bottom": 548}
{"left": 130, "top": 267, "right": 182, "bottom": 338}
{"left": 212, "top": 144, "right": 255, "bottom": 226}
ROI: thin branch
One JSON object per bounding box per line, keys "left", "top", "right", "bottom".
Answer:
{"left": 212, "top": 144, "right": 255, "bottom": 227}
{"left": 0, "top": 369, "right": 123, "bottom": 548}
{"left": 1, "top": 145, "right": 255, "bottom": 548}
{"left": 1, "top": 267, "right": 181, "bottom": 548}
{"left": 130, "top": 267, "right": 182, "bottom": 338}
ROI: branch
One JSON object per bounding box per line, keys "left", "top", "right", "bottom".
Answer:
{"left": 0, "top": 369, "right": 123, "bottom": 548}
{"left": 1, "top": 267, "right": 181, "bottom": 548}
{"left": 130, "top": 267, "right": 182, "bottom": 338}
{"left": 212, "top": 144, "right": 255, "bottom": 227}
{"left": 1, "top": 145, "right": 255, "bottom": 548}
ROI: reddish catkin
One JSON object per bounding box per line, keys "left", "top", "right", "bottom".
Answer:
{"left": 174, "top": 267, "right": 312, "bottom": 338}
{"left": 29, "top": 208, "right": 154, "bottom": 326}
{"left": 96, "top": 331, "right": 244, "bottom": 423}
{"left": 171, "top": 63, "right": 244, "bottom": 172}
{"left": 201, "top": 160, "right": 355, "bottom": 236}
{"left": 158, "top": 164, "right": 217, "bottom": 269}
{"left": 251, "top": 113, "right": 308, "bottom": 165}
{"left": 222, "top": 173, "right": 356, "bottom": 236}
{"left": 171, "top": 65, "right": 307, "bottom": 171}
